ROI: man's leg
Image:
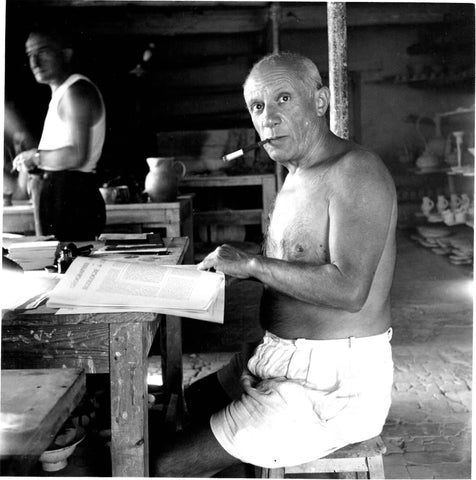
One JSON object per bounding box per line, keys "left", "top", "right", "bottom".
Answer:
{"left": 185, "top": 372, "right": 231, "bottom": 422}
{"left": 151, "top": 421, "right": 240, "bottom": 477}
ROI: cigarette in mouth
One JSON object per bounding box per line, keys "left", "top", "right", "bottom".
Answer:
{"left": 222, "top": 138, "right": 272, "bottom": 162}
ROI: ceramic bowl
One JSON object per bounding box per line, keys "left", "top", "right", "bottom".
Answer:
{"left": 39, "top": 427, "right": 85, "bottom": 472}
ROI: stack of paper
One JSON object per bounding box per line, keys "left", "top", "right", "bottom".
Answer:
{"left": 6, "top": 241, "right": 59, "bottom": 271}
{"left": 47, "top": 256, "right": 224, "bottom": 324}
{"left": 93, "top": 232, "right": 168, "bottom": 256}
{"left": 1, "top": 270, "right": 62, "bottom": 310}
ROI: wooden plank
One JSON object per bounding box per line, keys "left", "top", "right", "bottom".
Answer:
{"left": 109, "top": 322, "right": 150, "bottom": 477}
{"left": 8, "top": 2, "right": 464, "bottom": 33}
{"left": 2, "top": 205, "right": 36, "bottom": 234}
{"left": 285, "top": 457, "right": 369, "bottom": 473}
{"left": 1, "top": 324, "right": 110, "bottom": 373}
{"left": 194, "top": 209, "right": 262, "bottom": 225}
{"left": 182, "top": 174, "right": 274, "bottom": 188}
{"left": 0, "top": 368, "right": 86, "bottom": 457}
{"left": 4, "top": 199, "right": 191, "bottom": 240}
{"left": 367, "top": 455, "right": 386, "bottom": 479}
{"left": 1, "top": 307, "right": 159, "bottom": 325}
{"left": 105, "top": 203, "right": 181, "bottom": 225}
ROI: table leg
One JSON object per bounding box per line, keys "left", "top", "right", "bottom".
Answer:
{"left": 109, "top": 323, "right": 149, "bottom": 477}
{"left": 160, "top": 315, "right": 183, "bottom": 398}
{"left": 181, "top": 210, "right": 195, "bottom": 265}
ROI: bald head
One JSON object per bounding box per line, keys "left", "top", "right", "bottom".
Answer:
{"left": 244, "top": 52, "right": 323, "bottom": 99}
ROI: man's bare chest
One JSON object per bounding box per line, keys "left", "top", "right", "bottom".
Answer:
{"left": 265, "top": 187, "right": 329, "bottom": 263}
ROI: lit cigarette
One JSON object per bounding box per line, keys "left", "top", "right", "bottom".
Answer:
{"left": 222, "top": 138, "right": 271, "bottom": 162}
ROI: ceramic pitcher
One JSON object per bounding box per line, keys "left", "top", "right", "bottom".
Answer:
{"left": 421, "top": 196, "right": 434, "bottom": 217}
{"left": 144, "top": 157, "right": 186, "bottom": 203}
{"left": 450, "top": 194, "right": 462, "bottom": 212}
{"left": 436, "top": 195, "right": 449, "bottom": 214}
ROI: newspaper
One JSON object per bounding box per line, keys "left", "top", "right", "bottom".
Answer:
{"left": 47, "top": 256, "right": 225, "bottom": 324}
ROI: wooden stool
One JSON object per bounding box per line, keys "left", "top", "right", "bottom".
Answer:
{"left": 259, "top": 435, "right": 386, "bottom": 479}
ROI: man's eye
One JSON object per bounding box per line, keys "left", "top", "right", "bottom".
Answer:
{"left": 250, "top": 103, "right": 263, "bottom": 113}
{"left": 278, "top": 95, "right": 290, "bottom": 103}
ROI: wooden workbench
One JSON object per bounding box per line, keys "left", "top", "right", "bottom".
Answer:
{"left": 1, "top": 237, "right": 189, "bottom": 477}
{"left": 0, "top": 368, "right": 86, "bottom": 475}
{"left": 3, "top": 195, "right": 194, "bottom": 263}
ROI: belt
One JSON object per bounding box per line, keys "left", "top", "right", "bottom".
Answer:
{"left": 42, "top": 170, "right": 96, "bottom": 179}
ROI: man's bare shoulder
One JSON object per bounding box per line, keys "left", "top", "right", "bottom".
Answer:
{"left": 66, "top": 79, "right": 101, "bottom": 105}
{"left": 330, "top": 145, "right": 394, "bottom": 185}
{"left": 61, "top": 79, "right": 103, "bottom": 119}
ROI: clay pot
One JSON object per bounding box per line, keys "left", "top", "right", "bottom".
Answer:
{"left": 144, "top": 157, "right": 186, "bottom": 203}
{"left": 416, "top": 115, "right": 446, "bottom": 159}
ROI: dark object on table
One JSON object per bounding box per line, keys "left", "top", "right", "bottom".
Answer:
{"left": 2, "top": 247, "right": 24, "bottom": 273}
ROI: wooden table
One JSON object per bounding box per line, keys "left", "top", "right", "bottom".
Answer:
{"left": 0, "top": 368, "right": 86, "bottom": 474}
{"left": 3, "top": 195, "right": 194, "bottom": 264}
{"left": 1, "top": 237, "right": 189, "bottom": 477}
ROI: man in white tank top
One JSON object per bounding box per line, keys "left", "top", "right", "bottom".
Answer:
{"left": 13, "top": 28, "right": 106, "bottom": 240}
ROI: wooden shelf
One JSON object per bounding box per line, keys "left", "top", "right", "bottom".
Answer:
{"left": 181, "top": 173, "right": 277, "bottom": 236}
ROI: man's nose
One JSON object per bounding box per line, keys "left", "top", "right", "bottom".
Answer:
{"left": 262, "top": 104, "right": 281, "bottom": 128}
{"left": 29, "top": 54, "right": 39, "bottom": 68}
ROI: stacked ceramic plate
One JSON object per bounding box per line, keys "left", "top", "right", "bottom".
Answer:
{"left": 412, "top": 226, "right": 473, "bottom": 266}
{"left": 443, "top": 236, "right": 473, "bottom": 265}
{"left": 412, "top": 225, "right": 452, "bottom": 249}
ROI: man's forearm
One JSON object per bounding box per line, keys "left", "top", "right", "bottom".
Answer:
{"left": 248, "top": 256, "right": 368, "bottom": 312}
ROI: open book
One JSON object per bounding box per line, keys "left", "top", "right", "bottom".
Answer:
{"left": 47, "top": 256, "right": 224, "bottom": 324}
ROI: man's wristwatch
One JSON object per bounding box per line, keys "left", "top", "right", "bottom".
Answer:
{"left": 28, "top": 151, "right": 43, "bottom": 175}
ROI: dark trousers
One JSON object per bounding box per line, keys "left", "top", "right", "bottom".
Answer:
{"left": 40, "top": 171, "right": 106, "bottom": 241}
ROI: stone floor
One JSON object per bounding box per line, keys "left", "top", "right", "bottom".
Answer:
{"left": 33, "top": 231, "right": 473, "bottom": 478}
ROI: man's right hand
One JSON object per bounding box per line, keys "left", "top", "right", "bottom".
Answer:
{"left": 12, "top": 149, "right": 39, "bottom": 172}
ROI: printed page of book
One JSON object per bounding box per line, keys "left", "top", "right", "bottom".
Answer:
{"left": 55, "top": 271, "right": 225, "bottom": 324}
{"left": 47, "top": 257, "right": 222, "bottom": 311}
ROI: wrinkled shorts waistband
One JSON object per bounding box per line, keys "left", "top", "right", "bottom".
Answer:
{"left": 264, "top": 328, "right": 393, "bottom": 349}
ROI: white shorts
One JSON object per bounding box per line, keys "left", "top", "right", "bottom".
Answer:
{"left": 211, "top": 329, "right": 393, "bottom": 468}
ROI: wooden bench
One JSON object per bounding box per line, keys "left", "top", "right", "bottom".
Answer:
{"left": 0, "top": 368, "right": 86, "bottom": 475}
{"left": 259, "top": 436, "right": 386, "bottom": 479}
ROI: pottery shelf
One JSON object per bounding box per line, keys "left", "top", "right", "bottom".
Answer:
{"left": 368, "top": 68, "right": 474, "bottom": 89}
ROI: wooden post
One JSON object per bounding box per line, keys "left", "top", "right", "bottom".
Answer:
{"left": 269, "top": 2, "right": 280, "bottom": 54}
{"left": 327, "top": 2, "right": 350, "bottom": 139}
{"left": 268, "top": 3, "right": 285, "bottom": 191}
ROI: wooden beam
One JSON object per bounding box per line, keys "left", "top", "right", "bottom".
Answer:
{"left": 7, "top": 2, "right": 467, "bottom": 36}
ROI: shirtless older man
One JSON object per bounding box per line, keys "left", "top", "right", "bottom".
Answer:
{"left": 152, "top": 52, "right": 397, "bottom": 477}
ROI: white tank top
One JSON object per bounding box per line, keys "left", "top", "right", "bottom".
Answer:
{"left": 38, "top": 74, "right": 106, "bottom": 173}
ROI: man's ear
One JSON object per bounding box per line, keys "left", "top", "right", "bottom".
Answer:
{"left": 315, "top": 87, "right": 330, "bottom": 117}
{"left": 62, "top": 47, "right": 74, "bottom": 63}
